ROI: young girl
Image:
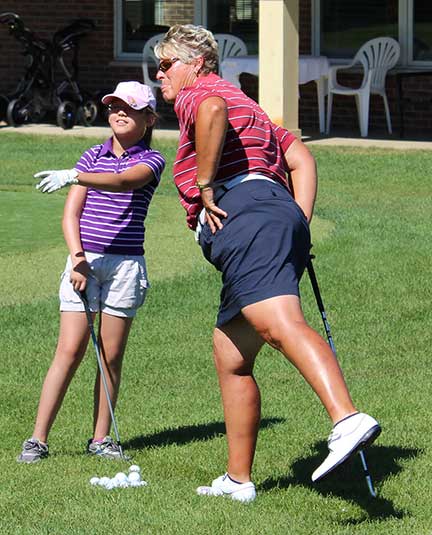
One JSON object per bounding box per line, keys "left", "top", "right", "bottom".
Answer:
{"left": 18, "top": 81, "right": 165, "bottom": 462}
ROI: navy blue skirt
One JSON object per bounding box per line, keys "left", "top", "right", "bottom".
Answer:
{"left": 199, "top": 179, "right": 311, "bottom": 327}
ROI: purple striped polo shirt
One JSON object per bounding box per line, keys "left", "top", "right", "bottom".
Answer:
{"left": 74, "top": 137, "right": 165, "bottom": 255}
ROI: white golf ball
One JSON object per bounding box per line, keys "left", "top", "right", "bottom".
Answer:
{"left": 128, "top": 464, "right": 141, "bottom": 473}
{"left": 128, "top": 471, "right": 141, "bottom": 484}
{"left": 132, "top": 480, "right": 147, "bottom": 488}
{"left": 89, "top": 477, "right": 100, "bottom": 486}
{"left": 106, "top": 478, "right": 119, "bottom": 490}
{"left": 99, "top": 476, "right": 110, "bottom": 487}
{"left": 114, "top": 472, "right": 128, "bottom": 483}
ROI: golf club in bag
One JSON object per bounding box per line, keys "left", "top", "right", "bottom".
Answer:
{"left": 306, "top": 255, "right": 377, "bottom": 498}
{"left": 78, "top": 290, "right": 127, "bottom": 461}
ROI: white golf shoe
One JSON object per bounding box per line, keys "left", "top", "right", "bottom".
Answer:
{"left": 312, "top": 412, "right": 381, "bottom": 482}
{"left": 196, "top": 473, "right": 256, "bottom": 503}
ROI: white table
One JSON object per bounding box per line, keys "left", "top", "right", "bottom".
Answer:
{"left": 220, "top": 55, "right": 330, "bottom": 133}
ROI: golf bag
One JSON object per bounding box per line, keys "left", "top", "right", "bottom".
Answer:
{"left": 0, "top": 12, "right": 98, "bottom": 129}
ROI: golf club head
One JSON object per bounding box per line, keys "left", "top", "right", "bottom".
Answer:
{"left": 119, "top": 446, "right": 132, "bottom": 462}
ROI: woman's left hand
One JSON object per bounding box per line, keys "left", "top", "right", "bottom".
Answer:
{"left": 201, "top": 186, "right": 227, "bottom": 233}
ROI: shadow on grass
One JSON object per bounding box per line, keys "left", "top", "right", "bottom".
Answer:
{"left": 124, "top": 417, "right": 284, "bottom": 450}
{"left": 260, "top": 441, "right": 420, "bottom": 522}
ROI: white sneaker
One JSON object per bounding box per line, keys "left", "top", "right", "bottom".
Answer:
{"left": 312, "top": 412, "right": 381, "bottom": 482}
{"left": 196, "top": 473, "right": 256, "bottom": 503}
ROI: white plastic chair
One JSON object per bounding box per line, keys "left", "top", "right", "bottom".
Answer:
{"left": 142, "top": 33, "right": 165, "bottom": 97}
{"left": 214, "top": 34, "right": 248, "bottom": 73}
{"left": 326, "top": 37, "right": 400, "bottom": 137}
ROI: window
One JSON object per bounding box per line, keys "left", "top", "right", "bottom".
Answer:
{"left": 116, "top": 0, "right": 197, "bottom": 58}
{"left": 206, "top": 0, "right": 259, "bottom": 54}
{"left": 319, "top": 0, "right": 398, "bottom": 58}
{"left": 413, "top": 0, "right": 432, "bottom": 60}
{"left": 115, "top": 0, "right": 258, "bottom": 59}
{"left": 313, "top": 0, "right": 432, "bottom": 66}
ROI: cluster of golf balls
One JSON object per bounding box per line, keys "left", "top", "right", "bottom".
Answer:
{"left": 89, "top": 465, "right": 147, "bottom": 490}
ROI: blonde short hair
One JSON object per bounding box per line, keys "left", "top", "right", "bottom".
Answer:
{"left": 155, "top": 24, "right": 219, "bottom": 75}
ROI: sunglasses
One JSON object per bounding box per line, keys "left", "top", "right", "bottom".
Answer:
{"left": 107, "top": 103, "right": 145, "bottom": 114}
{"left": 157, "top": 57, "right": 180, "bottom": 73}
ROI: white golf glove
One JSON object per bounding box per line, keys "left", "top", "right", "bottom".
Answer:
{"left": 34, "top": 169, "right": 79, "bottom": 193}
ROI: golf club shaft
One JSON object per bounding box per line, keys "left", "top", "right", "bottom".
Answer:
{"left": 79, "top": 291, "right": 125, "bottom": 459}
{"left": 306, "top": 256, "right": 376, "bottom": 498}
{"left": 306, "top": 258, "right": 337, "bottom": 355}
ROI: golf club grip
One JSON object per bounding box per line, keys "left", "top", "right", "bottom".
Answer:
{"left": 78, "top": 289, "right": 93, "bottom": 323}
{"left": 78, "top": 288, "right": 88, "bottom": 304}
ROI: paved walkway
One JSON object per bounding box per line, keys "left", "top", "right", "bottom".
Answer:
{"left": 1, "top": 121, "right": 432, "bottom": 149}
{"left": 304, "top": 134, "right": 432, "bottom": 150}
{"left": 0, "top": 122, "right": 178, "bottom": 140}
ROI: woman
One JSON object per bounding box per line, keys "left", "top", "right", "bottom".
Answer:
{"left": 19, "top": 82, "right": 165, "bottom": 462}
{"left": 156, "top": 25, "right": 380, "bottom": 502}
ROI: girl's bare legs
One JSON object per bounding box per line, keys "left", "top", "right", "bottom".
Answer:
{"left": 32, "top": 312, "right": 91, "bottom": 443}
{"left": 92, "top": 312, "right": 133, "bottom": 439}
{"left": 213, "top": 315, "right": 264, "bottom": 483}
{"left": 242, "top": 295, "right": 357, "bottom": 423}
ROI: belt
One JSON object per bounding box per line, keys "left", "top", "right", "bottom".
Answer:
{"left": 219, "top": 173, "right": 275, "bottom": 191}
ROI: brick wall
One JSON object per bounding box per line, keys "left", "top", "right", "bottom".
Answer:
{"left": 299, "top": 0, "right": 311, "bottom": 54}
{"left": 162, "top": 1, "right": 194, "bottom": 26}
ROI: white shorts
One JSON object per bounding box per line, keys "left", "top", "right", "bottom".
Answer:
{"left": 59, "top": 252, "right": 149, "bottom": 318}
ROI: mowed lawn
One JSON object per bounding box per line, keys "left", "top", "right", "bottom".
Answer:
{"left": 0, "top": 132, "right": 431, "bottom": 535}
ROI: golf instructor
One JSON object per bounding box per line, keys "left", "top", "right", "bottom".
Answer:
{"left": 155, "top": 24, "right": 380, "bottom": 502}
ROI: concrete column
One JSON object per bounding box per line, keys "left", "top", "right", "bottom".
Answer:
{"left": 259, "top": 0, "right": 300, "bottom": 137}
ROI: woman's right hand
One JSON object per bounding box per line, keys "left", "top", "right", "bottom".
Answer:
{"left": 200, "top": 186, "right": 228, "bottom": 233}
{"left": 70, "top": 259, "right": 90, "bottom": 292}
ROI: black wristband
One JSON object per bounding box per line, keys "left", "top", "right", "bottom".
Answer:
{"left": 196, "top": 181, "right": 214, "bottom": 191}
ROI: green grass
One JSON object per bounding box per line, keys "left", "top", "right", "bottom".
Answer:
{"left": 1, "top": 132, "right": 431, "bottom": 534}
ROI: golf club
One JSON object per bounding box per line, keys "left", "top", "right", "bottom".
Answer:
{"left": 78, "top": 289, "right": 127, "bottom": 461}
{"left": 306, "top": 254, "right": 377, "bottom": 498}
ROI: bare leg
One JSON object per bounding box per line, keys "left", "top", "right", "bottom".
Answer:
{"left": 213, "top": 315, "right": 264, "bottom": 482}
{"left": 92, "top": 312, "right": 133, "bottom": 440}
{"left": 32, "top": 312, "right": 91, "bottom": 443}
{"left": 242, "top": 295, "right": 357, "bottom": 424}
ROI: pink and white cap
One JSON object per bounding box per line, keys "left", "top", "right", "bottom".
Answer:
{"left": 102, "top": 81, "right": 156, "bottom": 110}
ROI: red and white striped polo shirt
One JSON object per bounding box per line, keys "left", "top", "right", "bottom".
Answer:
{"left": 173, "top": 73, "right": 297, "bottom": 229}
